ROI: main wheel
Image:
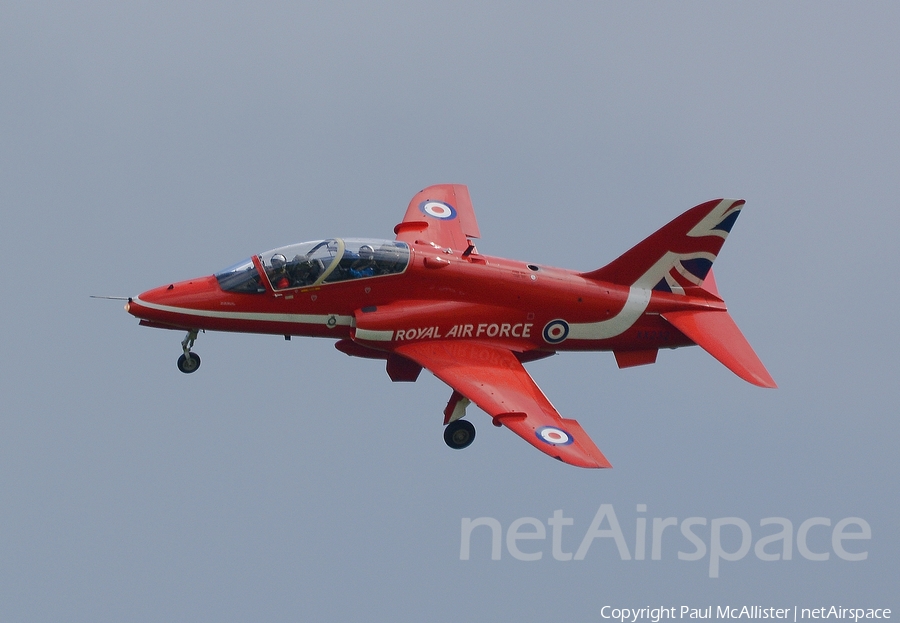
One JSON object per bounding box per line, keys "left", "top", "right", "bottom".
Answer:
{"left": 444, "top": 419, "right": 476, "bottom": 450}
{"left": 177, "top": 352, "right": 201, "bottom": 374}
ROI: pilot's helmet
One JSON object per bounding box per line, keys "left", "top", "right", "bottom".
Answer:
{"left": 359, "top": 245, "right": 375, "bottom": 261}
{"left": 271, "top": 253, "right": 287, "bottom": 268}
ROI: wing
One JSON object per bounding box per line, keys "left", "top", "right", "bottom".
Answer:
{"left": 395, "top": 340, "right": 611, "bottom": 468}
{"left": 394, "top": 184, "right": 481, "bottom": 251}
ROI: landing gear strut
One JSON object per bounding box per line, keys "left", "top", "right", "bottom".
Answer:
{"left": 176, "top": 329, "right": 201, "bottom": 373}
{"left": 444, "top": 419, "right": 476, "bottom": 450}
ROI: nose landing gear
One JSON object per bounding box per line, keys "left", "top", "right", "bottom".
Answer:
{"left": 176, "top": 329, "right": 201, "bottom": 373}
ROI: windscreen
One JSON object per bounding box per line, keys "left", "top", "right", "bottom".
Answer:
{"left": 214, "top": 258, "right": 264, "bottom": 293}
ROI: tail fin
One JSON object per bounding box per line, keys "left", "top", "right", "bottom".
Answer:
{"left": 582, "top": 199, "right": 743, "bottom": 294}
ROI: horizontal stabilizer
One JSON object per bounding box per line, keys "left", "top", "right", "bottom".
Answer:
{"left": 662, "top": 310, "right": 777, "bottom": 388}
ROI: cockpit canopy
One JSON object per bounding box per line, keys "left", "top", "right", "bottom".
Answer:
{"left": 215, "top": 238, "right": 410, "bottom": 293}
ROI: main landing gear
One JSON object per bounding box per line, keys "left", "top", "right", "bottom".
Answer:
{"left": 444, "top": 419, "right": 476, "bottom": 450}
{"left": 176, "top": 329, "right": 201, "bottom": 374}
{"left": 443, "top": 390, "right": 475, "bottom": 449}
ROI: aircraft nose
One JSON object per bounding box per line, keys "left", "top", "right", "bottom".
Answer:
{"left": 126, "top": 275, "right": 221, "bottom": 327}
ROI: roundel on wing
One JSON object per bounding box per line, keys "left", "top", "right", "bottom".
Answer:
{"left": 419, "top": 200, "right": 457, "bottom": 220}
{"left": 542, "top": 319, "right": 569, "bottom": 344}
{"left": 535, "top": 426, "right": 574, "bottom": 446}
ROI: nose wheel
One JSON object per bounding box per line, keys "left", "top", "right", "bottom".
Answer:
{"left": 177, "top": 330, "right": 201, "bottom": 373}
{"left": 444, "top": 419, "right": 476, "bottom": 450}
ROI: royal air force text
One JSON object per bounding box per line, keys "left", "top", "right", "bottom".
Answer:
{"left": 393, "top": 323, "right": 533, "bottom": 341}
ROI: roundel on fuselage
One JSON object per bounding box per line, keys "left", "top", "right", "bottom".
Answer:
{"left": 419, "top": 200, "right": 457, "bottom": 220}
{"left": 542, "top": 319, "right": 569, "bottom": 344}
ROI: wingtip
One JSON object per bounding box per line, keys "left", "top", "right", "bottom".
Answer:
{"left": 751, "top": 373, "right": 778, "bottom": 389}
{"left": 554, "top": 453, "right": 612, "bottom": 469}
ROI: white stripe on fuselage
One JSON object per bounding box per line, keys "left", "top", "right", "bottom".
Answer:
{"left": 567, "top": 286, "right": 651, "bottom": 340}
{"left": 134, "top": 287, "right": 649, "bottom": 343}
{"left": 132, "top": 297, "right": 354, "bottom": 327}
{"left": 354, "top": 328, "right": 394, "bottom": 341}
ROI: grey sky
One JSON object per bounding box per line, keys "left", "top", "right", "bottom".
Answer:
{"left": 1, "top": 3, "right": 898, "bottom": 621}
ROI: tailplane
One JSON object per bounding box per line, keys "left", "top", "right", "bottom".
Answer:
{"left": 662, "top": 309, "right": 777, "bottom": 388}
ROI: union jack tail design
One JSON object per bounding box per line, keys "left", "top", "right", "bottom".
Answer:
{"left": 582, "top": 199, "right": 743, "bottom": 294}
{"left": 582, "top": 199, "right": 775, "bottom": 388}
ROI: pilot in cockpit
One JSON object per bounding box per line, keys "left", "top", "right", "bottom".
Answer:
{"left": 290, "top": 255, "right": 323, "bottom": 286}
{"left": 269, "top": 254, "right": 291, "bottom": 289}
{"left": 349, "top": 244, "right": 377, "bottom": 278}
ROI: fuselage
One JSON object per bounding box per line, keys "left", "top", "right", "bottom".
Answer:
{"left": 122, "top": 185, "right": 774, "bottom": 468}
{"left": 126, "top": 236, "right": 724, "bottom": 357}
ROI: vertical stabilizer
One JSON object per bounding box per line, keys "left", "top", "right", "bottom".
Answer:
{"left": 582, "top": 199, "right": 743, "bottom": 294}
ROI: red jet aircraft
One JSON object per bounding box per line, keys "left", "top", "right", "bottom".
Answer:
{"left": 126, "top": 184, "right": 775, "bottom": 468}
